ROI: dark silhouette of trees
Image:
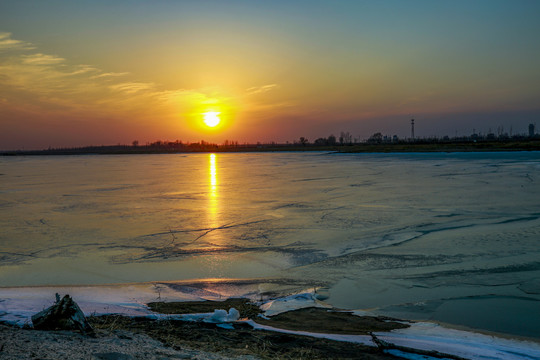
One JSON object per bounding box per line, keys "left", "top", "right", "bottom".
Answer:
{"left": 313, "top": 137, "right": 327, "bottom": 145}
{"left": 313, "top": 134, "right": 338, "bottom": 146}
{"left": 339, "top": 131, "right": 352, "bottom": 145}
{"left": 328, "top": 134, "right": 337, "bottom": 145}
{"left": 368, "top": 132, "right": 383, "bottom": 144}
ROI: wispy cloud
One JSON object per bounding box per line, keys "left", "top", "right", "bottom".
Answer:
{"left": 154, "top": 89, "right": 193, "bottom": 103}
{"left": 109, "top": 82, "right": 155, "bottom": 94}
{"left": 66, "top": 65, "right": 99, "bottom": 76}
{"left": 22, "top": 53, "right": 65, "bottom": 65}
{"left": 246, "top": 83, "right": 278, "bottom": 95}
{"left": 0, "top": 32, "right": 34, "bottom": 50}
{"left": 91, "top": 71, "right": 130, "bottom": 79}
{"left": 152, "top": 88, "right": 225, "bottom": 109}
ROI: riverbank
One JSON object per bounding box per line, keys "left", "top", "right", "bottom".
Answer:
{"left": 0, "top": 311, "right": 409, "bottom": 360}
{"left": 1, "top": 287, "right": 540, "bottom": 359}
{"left": 0, "top": 296, "right": 414, "bottom": 359}
{"left": 2, "top": 139, "right": 540, "bottom": 155}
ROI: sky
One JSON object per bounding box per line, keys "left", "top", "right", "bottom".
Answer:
{"left": 1, "top": 0, "right": 540, "bottom": 150}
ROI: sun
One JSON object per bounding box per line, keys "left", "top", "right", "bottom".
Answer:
{"left": 203, "top": 111, "right": 221, "bottom": 128}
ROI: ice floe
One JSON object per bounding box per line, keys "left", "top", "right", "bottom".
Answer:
{"left": 259, "top": 291, "right": 331, "bottom": 316}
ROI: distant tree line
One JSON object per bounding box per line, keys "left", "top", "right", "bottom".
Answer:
{"left": 297, "top": 124, "right": 539, "bottom": 147}
{"left": 3, "top": 123, "right": 538, "bottom": 155}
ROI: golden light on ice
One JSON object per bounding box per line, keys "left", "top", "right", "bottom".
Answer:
{"left": 203, "top": 111, "right": 221, "bottom": 127}
{"left": 209, "top": 153, "right": 217, "bottom": 197}
{"left": 208, "top": 153, "right": 219, "bottom": 233}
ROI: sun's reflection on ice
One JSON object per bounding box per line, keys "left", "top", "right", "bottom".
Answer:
{"left": 205, "top": 153, "right": 228, "bottom": 276}
{"left": 208, "top": 153, "right": 219, "bottom": 230}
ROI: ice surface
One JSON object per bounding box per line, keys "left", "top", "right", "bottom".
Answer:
{"left": 1, "top": 152, "right": 540, "bottom": 339}
{"left": 375, "top": 322, "right": 540, "bottom": 360}
{"left": 260, "top": 291, "right": 331, "bottom": 316}
{"left": 156, "top": 308, "right": 240, "bottom": 324}
{"left": 209, "top": 308, "right": 240, "bottom": 322}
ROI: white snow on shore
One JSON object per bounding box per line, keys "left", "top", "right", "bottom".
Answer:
{"left": 376, "top": 322, "right": 540, "bottom": 360}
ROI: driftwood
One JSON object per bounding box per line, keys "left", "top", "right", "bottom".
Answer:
{"left": 31, "top": 294, "right": 94, "bottom": 335}
{"left": 370, "top": 332, "right": 468, "bottom": 360}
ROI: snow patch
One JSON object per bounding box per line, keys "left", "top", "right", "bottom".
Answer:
{"left": 260, "top": 291, "right": 330, "bottom": 316}
{"left": 375, "top": 322, "right": 540, "bottom": 360}
{"left": 245, "top": 319, "right": 374, "bottom": 346}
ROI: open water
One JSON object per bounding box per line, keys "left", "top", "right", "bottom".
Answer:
{"left": 1, "top": 152, "right": 540, "bottom": 338}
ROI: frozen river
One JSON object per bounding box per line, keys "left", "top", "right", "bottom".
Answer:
{"left": 1, "top": 152, "right": 540, "bottom": 338}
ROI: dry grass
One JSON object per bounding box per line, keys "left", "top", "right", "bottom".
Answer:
{"left": 147, "top": 298, "right": 262, "bottom": 319}
{"left": 89, "top": 301, "right": 413, "bottom": 359}
{"left": 88, "top": 314, "right": 396, "bottom": 359}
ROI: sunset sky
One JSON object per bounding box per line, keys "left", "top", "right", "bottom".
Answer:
{"left": 1, "top": 0, "right": 540, "bottom": 150}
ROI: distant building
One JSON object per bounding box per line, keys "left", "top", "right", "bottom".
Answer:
{"left": 529, "top": 124, "right": 535, "bottom": 137}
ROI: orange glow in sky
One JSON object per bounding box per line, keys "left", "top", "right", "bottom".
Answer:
{"left": 1, "top": 1, "right": 540, "bottom": 150}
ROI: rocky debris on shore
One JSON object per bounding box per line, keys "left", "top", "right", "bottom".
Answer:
{"left": 31, "top": 293, "right": 94, "bottom": 334}
{"left": 0, "top": 323, "right": 244, "bottom": 360}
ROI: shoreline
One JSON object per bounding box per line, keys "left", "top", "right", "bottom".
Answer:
{"left": 1, "top": 284, "right": 540, "bottom": 359}
{"left": 2, "top": 139, "right": 540, "bottom": 155}
{"left": 1, "top": 279, "right": 540, "bottom": 344}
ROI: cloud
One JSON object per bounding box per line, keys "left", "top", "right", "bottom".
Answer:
{"left": 246, "top": 83, "right": 278, "bottom": 95}
{"left": 0, "top": 32, "right": 34, "bottom": 51}
{"left": 22, "top": 53, "right": 65, "bottom": 65}
{"left": 109, "top": 82, "right": 155, "bottom": 94}
{"left": 91, "top": 72, "right": 130, "bottom": 79}
{"left": 152, "top": 88, "right": 222, "bottom": 108}
{"left": 0, "top": 32, "right": 234, "bottom": 126}
{"left": 66, "top": 65, "right": 99, "bottom": 76}
{"left": 154, "top": 89, "right": 193, "bottom": 103}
